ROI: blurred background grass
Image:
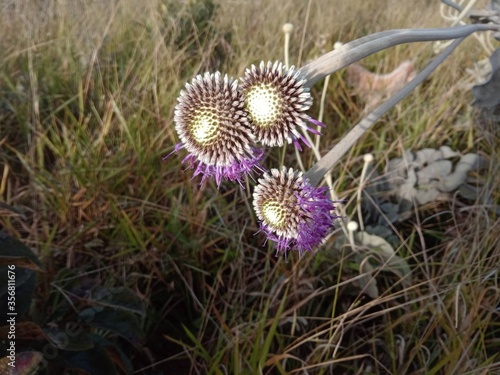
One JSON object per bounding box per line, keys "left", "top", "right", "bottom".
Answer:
{"left": 0, "top": 0, "right": 499, "bottom": 374}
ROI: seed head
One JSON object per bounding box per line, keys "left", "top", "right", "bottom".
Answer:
{"left": 240, "top": 61, "right": 324, "bottom": 151}
{"left": 253, "top": 167, "right": 337, "bottom": 254}
{"left": 168, "top": 72, "right": 264, "bottom": 186}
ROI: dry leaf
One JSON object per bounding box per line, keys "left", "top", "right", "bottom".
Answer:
{"left": 346, "top": 60, "right": 416, "bottom": 110}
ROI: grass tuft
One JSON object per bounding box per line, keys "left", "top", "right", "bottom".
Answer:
{"left": 1, "top": 0, "right": 498, "bottom": 373}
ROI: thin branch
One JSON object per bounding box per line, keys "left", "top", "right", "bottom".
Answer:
{"left": 300, "top": 24, "right": 499, "bottom": 87}
{"left": 441, "top": 0, "right": 464, "bottom": 12}
{"left": 304, "top": 38, "right": 464, "bottom": 186}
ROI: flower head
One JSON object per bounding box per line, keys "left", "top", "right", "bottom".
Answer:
{"left": 240, "top": 61, "right": 325, "bottom": 151}
{"left": 167, "top": 71, "right": 264, "bottom": 187}
{"left": 253, "top": 167, "right": 337, "bottom": 255}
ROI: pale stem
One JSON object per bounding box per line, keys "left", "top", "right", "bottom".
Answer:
{"left": 294, "top": 146, "right": 306, "bottom": 173}
{"left": 441, "top": 0, "right": 462, "bottom": 12}
{"left": 284, "top": 32, "right": 291, "bottom": 69}
{"left": 300, "top": 24, "right": 499, "bottom": 87}
{"left": 356, "top": 154, "right": 373, "bottom": 232}
{"left": 315, "top": 74, "right": 330, "bottom": 151}
{"left": 304, "top": 37, "right": 464, "bottom": 186}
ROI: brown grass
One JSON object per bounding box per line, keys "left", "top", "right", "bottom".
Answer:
{"left": 0, "top": 0, "right": 498, "bottom": 373}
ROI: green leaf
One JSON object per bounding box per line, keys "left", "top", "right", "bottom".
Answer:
{"left": 417, "top": 159, "right": 452, "bottom": 185}
{"left": 357, "top": 256, "right": 379, "bottom": 298}
{"left": 260, "top": 288, "right": 288, "bottom": 369}
{"left": 0, "top": 233, "right": 44, "bottom": 317}
{"left": 57, "top": 344, "right": 118, "bottom": 375}
{"left": 458, "top": 183, "right": 480, "bottom": 200}
{"left": 0, "top": 265, "right": 32, "bottom": 297}
{"left": 182, "top": 324, "right": 210, "bottom": 361}
{"left": 44, "top": 327, "right": 95, "bottom": 351}
{"left": 415, "top": 188, "right": 441, "bottom": 205}
{"left": 46, "top": 268, "right": 82, "bottom": 322}
{"left": 79, "top": 307, "right": 143, "bottom": 347}
{"left": 0, "top": 231, "right": 44, "bottom": 271}
{"left": 356, "top": 231, "right": 411, "bottom": 287}
{"left": 472, "top": 47, "right": 500, "bottom": 120}
{"left": 0, "top": 266, "right": 36, "bottom": 318}
{"left": 356, "top": 231, "right": 395, "bottom": 255}
{"left": 387, "top": 147, "right": 483, "bottom": 207}
{"left": 90, "top": 286, "right": 145, "bottom": 316}
{"left": 414, "top": 148, "right": 439, "bottom": 166}
{"left": 91, "top": 334, "right": 134, "bottom": 374}
{"left": 438, "top": 153, "right": 480, "bottom": 192}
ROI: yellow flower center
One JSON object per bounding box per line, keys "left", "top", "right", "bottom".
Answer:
{"left": 190, "top": 108, "right": 219, "bottom": 146}
{"left": 261, "top": 199, "right": 287, "bottom": 229}
{"left": 245, "top": 84, "right": 282, "bottom": 128}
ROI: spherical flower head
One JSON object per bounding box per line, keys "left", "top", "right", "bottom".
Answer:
{"left": 253, "top": 167, "right": 337, "bottom": 255}
{"left": 168, "top": 71, "right": 264, "bottom": 187}
{"left": 240, "top": 61, "right": 325, "bottom": 151}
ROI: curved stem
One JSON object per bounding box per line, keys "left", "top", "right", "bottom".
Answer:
{"left": 441, "top": 0, "right": 463, "bottom": 12}
{"left": 300, "top": 24, "right": 498, "bottom": 87}
{"left": 304, "top": 37, "right": 464, "bottom": 186}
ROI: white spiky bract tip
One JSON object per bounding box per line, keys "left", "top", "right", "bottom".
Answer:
{"left": 174, "top": 71, "right": 255, "bottom": 166}
{"left": 170, "top": 71, "right": 264, "bottom": 187}
{"left": 253, "top": 167, "right": 337, "bottom": 254}
{"left": 240, "top": 61, "right": 324, "bottom": 150}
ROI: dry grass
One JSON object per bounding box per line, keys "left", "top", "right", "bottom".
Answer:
{"left": 0, "top": 0, "right": 499, "bottom": 374}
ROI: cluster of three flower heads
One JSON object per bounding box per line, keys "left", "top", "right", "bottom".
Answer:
{"left": 167, "top": 61, "right": 339, "bottom": 255}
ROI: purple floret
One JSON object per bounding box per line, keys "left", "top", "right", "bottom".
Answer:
{"left": 253, "top": 167, "right": 337, "bottom": 256}
{"left": 166, "top": 144, "right": 265, "bottom": 188}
